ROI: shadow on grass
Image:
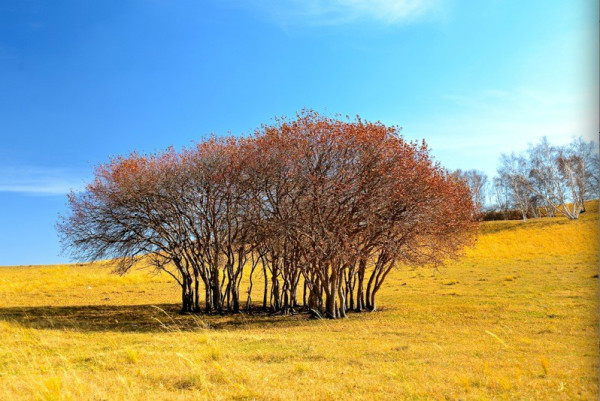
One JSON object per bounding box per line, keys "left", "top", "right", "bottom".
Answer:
{"left": 0, "top": 303, "right": 316, "bottom": 333}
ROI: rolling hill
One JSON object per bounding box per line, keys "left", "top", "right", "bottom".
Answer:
{"left": 0, "top": 202, "right": 597, "bottom": 400}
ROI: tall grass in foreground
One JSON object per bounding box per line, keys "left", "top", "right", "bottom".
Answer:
{"left": 0, "top": 202, "right": 597, "bottom": 400}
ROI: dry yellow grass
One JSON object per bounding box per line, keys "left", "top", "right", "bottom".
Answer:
{"left": 0, "top": 202, "right": 597, "bottom": 400}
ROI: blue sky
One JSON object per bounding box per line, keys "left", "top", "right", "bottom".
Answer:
{"left": 0, "top": 0, "right": 597, "bottom": 265}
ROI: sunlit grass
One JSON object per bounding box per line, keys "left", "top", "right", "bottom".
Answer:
{"left": 0, "top": 202, "right": 597, "bottom": 400}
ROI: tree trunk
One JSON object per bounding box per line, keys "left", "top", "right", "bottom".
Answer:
{"left": 303, "top": 280, "right": 307, "bottom": 308}
{"left": 180, "top": 280, "right": 189, "bottom": 314}
{"left": 271, "top": 270, "right": 280, "bottom": 312}
{"left": 325, "top": 289, "right": 336, "bottom": 319}
{"left": 355, "top": 260, "right": 366, "bottom": 311}
{"left": 205, "top": 281, "right": 213, "bottom": 313}
{"left": 337, "top": 281, "right": 347, "bottom": 318}
{"left": 193, "top": 272, "right": 200, "bottom": 312}
{"left": 262, "top": 263, "right": 268, "bottom": 311}
{"left": 211, "top": 267, "right": 222, "bottom": 313}
{"left": 231, "top": 274, "right": 240, "bottom": 313}
{"left": 246, "top": 269, "right": 254, "bottom": 312}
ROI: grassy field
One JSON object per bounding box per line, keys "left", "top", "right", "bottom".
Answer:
{"left": 0, "top": 203, "right": 597, "bottom": 400}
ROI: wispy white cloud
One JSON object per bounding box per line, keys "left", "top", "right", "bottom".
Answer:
{"left": 0, "top": 166, "right": 88, "bottom": 196}
{"left": 404, "top": 86, "right": 598, "bottom": 177}
{"left": 411, "top": 18, "right": 599, "bottom": 177}
{"left": 242, "top": 0, "right": 443, "bottom": 27}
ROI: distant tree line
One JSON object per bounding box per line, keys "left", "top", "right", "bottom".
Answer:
{"left": 58, "top": 111, "right": 476, "bottom": 318}
{"left": 454, "top": 137, "right": 599, "bottom": 221}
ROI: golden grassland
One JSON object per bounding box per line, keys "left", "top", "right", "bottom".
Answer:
{"left": 0, "top": 202, "right": 597, "bottom": 400}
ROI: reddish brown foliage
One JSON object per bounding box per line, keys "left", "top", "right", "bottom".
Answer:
{"left": 58, "top": 110, "right": 477, "bottom": 318}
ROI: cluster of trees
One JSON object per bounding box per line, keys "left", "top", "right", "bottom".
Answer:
{"left": 452, "top": 170, "right": 488, "bottom": 213}
{"left": 495, "top": 137, "right": 598, "bottom": 220}
{"left": 58, "top": 111, "right": 476, "bottom": 318}
{"left": 454, "top": 137, "right": 598, "bottom": 221}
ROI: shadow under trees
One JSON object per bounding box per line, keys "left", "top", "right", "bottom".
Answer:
{"left": 57, "top": 110, "right": 477, "bottom": 319}
{"left": 0, "top": 303, "right": 325, "bottom": 333}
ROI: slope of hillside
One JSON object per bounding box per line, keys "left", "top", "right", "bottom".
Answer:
{"left": 0, "top": 204, "right": 597, "bottom": 400}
